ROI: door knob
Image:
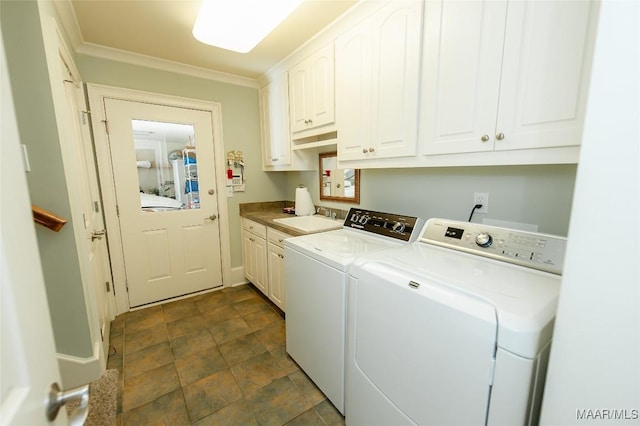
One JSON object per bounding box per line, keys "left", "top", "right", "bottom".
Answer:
{"left": 91, "top": 229, "right": 106, "bottom": 241}
{"left": 46, "top": 382, "right": 90, "bottom": 424}
{"left": 206, "top": 214, "right": 217, "bottom": 221}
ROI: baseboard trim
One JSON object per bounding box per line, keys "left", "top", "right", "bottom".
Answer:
{"left": 57, "top": 340, "right": 104, "bottom": 388}
{"left": 228, "top": 266, "right": 248, "bottom": 287}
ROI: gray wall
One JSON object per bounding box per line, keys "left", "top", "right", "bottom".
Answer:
{"left": 1, "top": 0, "right": 93, "bottom": 357}
{"left": 288, "top": 164, "right": 577, "bottom": 236}
{"left": 75, "top": 56, "right": 289, "bottom": 268}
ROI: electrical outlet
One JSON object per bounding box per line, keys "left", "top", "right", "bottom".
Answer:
{"left": 474, "top": 192, "right": 489, "bottom": 214}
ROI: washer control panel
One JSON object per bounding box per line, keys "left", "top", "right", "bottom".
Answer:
{"left": 421, "top": 218, "right": 567, "bottom": 274}
{"left": 344, "top": 208, "right": 423, "bottom": 242}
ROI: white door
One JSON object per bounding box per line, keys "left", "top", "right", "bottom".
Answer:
{"left": 1, "top": 36, "right": 66, "bottom": 425}
{"left": 59, "top": 58, "right": 114, "bottom": 359}
{"left": 103, "top": 99, "right": 223, "bottom": 307}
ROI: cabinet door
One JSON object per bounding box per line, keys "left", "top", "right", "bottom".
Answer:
{"left": 307, "top": 43, "right": 335, "bottom": 129}
{"left": 260, "top": 76, "right": 291, "bottom": 168}
{"left": 421, "top": 0, "right": 507, "bottom": 155}
{"left": 370, "top": 1, "right": 422, "bottom": 158}
{"left": 267, "top": 242, "right": 285, "bottom": 311}
{"left": 252, "top": 235, "right": 268, "bottom": 295}
{"left": 495, "top": 0, "right": 596, "bottom": 151}
{"left": 288, "top": 62, "right": 309, "bottom": 133}
{"left": 289, "top": 44, "right": 335, "bottom": 133}
{"left": 242, "top": 230, "right": 268, "bottom": 295}
{"left": 335, "top": 15, "right": 373, "bottom": 161}
{"left": 242, "top": 229, "right": 256, "bottom": 282}
{"left": 337, "top": 1, "right": 423, "bottom": 162}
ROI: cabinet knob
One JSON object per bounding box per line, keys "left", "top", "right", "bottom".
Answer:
{"left": 368, "top": 147, "right": 375, "bottom": 152}
{"left": 271, "top": 157, "right": 278, "bottom": 161}
{"left": 481, "top": 134, "right": 490, "bottom": 142}
{"left": 496, "top": 132, "right": 505, "bottom": 141}
{"left": 362, "top": 148, "right": 368, "bottom": 153}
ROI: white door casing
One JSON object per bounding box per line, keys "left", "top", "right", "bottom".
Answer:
{"left": 88, "top": 85, "right": 232, "bottom": 313}
{"left": 0, "top": 31, "right": 66, "bottom": 425}
{"left": 39, "top": 16, "right": 113, "bottom": 382}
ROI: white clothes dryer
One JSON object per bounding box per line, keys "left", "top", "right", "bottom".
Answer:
{"left": 345, "top": 218, "right": 567, "bottom": 425}
{"left": 284, "top": 208, "right": 423, "bottom": 414}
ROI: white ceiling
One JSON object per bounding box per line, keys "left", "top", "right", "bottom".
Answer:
{"left": 62, "top": 0, "right": 357, "bottom": 81}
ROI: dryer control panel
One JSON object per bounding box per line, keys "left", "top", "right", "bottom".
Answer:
{"left": 344, "top": 208, "right": 423, "bottom": 242}
{"left": 421, "top": 218, "right": 567, "bottom": 275}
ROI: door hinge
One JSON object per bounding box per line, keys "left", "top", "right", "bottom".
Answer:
{"left": 102, "top": 119, "right": 109, "bottom": 134}
{"left": 94, "top": 201, "right": 100, "bottom": 213}
{"left": 100, "top": 328, "right": 104, "bottom": 341}
{"left": 80, "top": 110, "right": 91, "bottom": 125}
{"left": 125, "top": 281, "right": 129, "bottom": 292}
{"left": 105, "top": 281, "right": 111, "bottom": 293}
{"left": 116, "top": 205, "right": 120, "bottom": 217}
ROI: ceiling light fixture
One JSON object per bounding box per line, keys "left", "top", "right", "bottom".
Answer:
{"left": 192, "top": 0, "right": 304, "bottom": 53}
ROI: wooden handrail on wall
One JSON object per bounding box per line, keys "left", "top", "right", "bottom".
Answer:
{"left": 32, "top": 205, "right": 67, "bottom": 232}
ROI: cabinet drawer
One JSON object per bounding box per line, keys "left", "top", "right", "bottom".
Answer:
{"left": 242, "top": 218, "right": 267, "bottom": 238}
{"left": 267, "top": 227, "right": 291, "bottom": 247}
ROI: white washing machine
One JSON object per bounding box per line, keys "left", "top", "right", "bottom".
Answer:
{"left": 284, "top": 208, "right": 424, "bottom": 414}
{"left": 346, "top": 218, "right": 567, "bottom": 425}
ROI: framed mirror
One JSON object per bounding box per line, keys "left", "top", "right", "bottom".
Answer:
{"left": 319, "top": 152, "right": 360, "bottom": 204}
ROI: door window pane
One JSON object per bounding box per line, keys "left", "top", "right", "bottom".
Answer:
{"left": 132, "top": 120, "right": 200, "bottom": 211}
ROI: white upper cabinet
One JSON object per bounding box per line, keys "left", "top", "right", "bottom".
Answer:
{"left": 421, "top": 0, "right": 598, "bottom": 156}
{"left": 260, "top": 74, "right": 291, "bottom": 168}
{"left": 336, "top": 1, "right": 423, "bottom": 162}
{"left": 288, "top": 43, "right": 335, "bottom": 135}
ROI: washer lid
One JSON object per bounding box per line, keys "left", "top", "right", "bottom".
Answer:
{"left": 350, "top": 242, "right": 561, "bottom": 358}
{"left": 284, "top": 229, "right": 403, "bottom": 270}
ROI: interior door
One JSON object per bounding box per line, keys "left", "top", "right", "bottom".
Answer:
{"left": 1, "top": 37, "right": 66, "bottom": 424}
{"left": 103, "top": 98, "right": 223, "bottom": 307}
{"left": 59, "top": 58, "right": 114, "bottom": 359}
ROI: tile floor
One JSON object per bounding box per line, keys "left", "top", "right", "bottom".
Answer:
{"left": 107, "top": 284, "right": 345, "bottom": 425}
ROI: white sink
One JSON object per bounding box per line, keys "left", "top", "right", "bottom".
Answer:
{"left": 273, "top": 215, "right": 342, "bottom": 233}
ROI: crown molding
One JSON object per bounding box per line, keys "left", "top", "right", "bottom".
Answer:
{"left": 52, "top": 0, "right": 258, "bottom": 89}
{"left": 76, "top": 43, "right": 259, "bottom": 88}
{"left": 51, "top": 0, "right": 84, "bottom": 51}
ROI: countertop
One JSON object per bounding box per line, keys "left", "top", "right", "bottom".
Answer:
{"left": 239, "top": 201, "right": 343, "bottom": 237}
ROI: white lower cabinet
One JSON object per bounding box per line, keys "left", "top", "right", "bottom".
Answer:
{"left": 241, "top": 218, "right": 290, "bottom": 311}
{"left": 242, "top": 219, "right": 268, "bottom": 295}
{"left": 266, "top": 228, "right": 289, "bottom": 311}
